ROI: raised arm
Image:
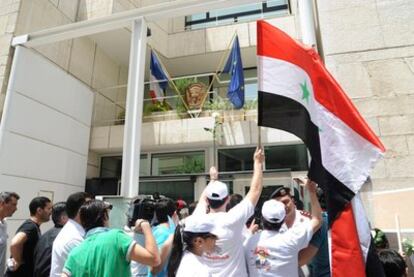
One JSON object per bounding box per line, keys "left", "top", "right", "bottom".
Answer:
{"left": 130, "top": 220, "right": 161, "bottom": 267}
{"left": 306, "top": 180, "right": 322, "bottom": 234}
{"left": 193, "top": 166, "right": 218, "bottom": 215}
{"left": 150, "top": 234, "right": 173, "bottom": 274}
{"left": 245, "top": 147, "right": 265, "bottom": 206}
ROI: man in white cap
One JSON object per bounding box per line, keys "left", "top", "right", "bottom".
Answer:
{"left": 244, "top": 179, "right": 322, "bottom": 277}
{"left": 193, "top": 147, "right": 265, "bottom": 277}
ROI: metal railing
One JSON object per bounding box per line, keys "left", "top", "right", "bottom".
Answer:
{"left": 91, "top": 86, "right": 257, "bottom": 127}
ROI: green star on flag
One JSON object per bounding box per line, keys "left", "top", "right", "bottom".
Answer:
{"left": 300, "top": 80, "right": 310, "bottom": 104}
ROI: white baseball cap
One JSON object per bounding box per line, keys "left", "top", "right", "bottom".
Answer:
{"left": 205, "top": 180, "right": 229, "bottom": 200}
{"left": 261, "top": 199, "right": 286, "bottom": 223}
{"left": 184, "top": 215, "right": 218, "bottom": 235}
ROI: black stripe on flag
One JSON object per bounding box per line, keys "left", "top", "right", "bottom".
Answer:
{"left": 258, "top": 91, "right": 355, "bottom": 225}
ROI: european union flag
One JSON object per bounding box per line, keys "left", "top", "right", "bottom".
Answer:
{"left": 222, "top": 35, "right": 244, "bottom": 109}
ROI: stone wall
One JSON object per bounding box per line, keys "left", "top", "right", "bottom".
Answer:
{"left": 317, "top": 0, "right": 414, "bottom": 230}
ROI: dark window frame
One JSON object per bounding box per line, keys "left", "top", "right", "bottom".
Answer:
{"left": 185, "top": 1, "right": 289, "bottom": 29}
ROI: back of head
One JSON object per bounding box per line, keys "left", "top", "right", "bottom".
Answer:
{"left": 168, "top": 216, "right": 218, "bottom": 277}
{"left": 188, "top": 201, "right": 198, "bottom": 215}
{"left": 155, "top": 198, "right": 176, "bottom": 224}
{"left": 79, "top": 200, "right": 110, "bottom": 232}
{"left": 206, "top": 181, "right": 229, "bottom": 210}
{"left": 226, "top": 194, "right": 243, "bottom": 211}
{"left": 52, "top": 202, "right": 67, "bottom": 227}
{"left": 29, "top": 196, "right": 51, "bottom": 216}
{"left": 0, "top": 191, "right": 20, "bottom": 203}
{"left": 66, "top": 192, "right": 91, "bottom": 219}
{"left": 261, "top": 200, "right": 286, "bottom": 232}
{"left": 378, "top": 249, "right": 407, "bottom": 277}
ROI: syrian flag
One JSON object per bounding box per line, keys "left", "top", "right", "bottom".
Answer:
{"left": 149, "top": 50, "right": 168, "bottom": 104}
{"left": 257, "top": 20, "right": 386, "bottom": 277}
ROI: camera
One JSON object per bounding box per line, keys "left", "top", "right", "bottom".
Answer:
{"left": 127, "top": 197, "right": 155, "bottom": 228}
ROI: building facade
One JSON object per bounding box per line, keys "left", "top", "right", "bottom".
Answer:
{"left": 0, "top": 0, "right": 413, "bottom": 239}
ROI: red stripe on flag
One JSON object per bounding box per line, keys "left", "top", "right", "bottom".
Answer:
{"left": 149, "top": 90, "right": 158, "bottom": 104}
{"left": 331, "top": 203, "right": 365, "bottom": 277}
{"left": 257, "top": 20, "right": 385, "bottom": 152}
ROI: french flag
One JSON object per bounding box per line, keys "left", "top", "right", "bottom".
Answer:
{"left": 257, "top": 20, "right": 386, "bottom": 277}
{"left": 149, "top": 50, "right": 168, "bottom": 103}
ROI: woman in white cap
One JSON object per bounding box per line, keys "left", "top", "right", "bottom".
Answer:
{"left": 167, "top": 216, "right": 218, "bottom": 277}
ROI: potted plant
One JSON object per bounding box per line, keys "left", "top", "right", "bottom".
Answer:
{"left": 402, "top": 238, "right": 414, "bottom": 265}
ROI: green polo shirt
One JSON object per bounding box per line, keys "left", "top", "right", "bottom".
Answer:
{"left": 63, "top": 227, "right": 134, "bottom": 277}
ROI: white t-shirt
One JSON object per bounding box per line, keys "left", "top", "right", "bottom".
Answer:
{"left": 244, "top": 221, "right": 313, "bottom": 277}
{"left": 176, "top": 251, "right": 211, "bottom": 277}
{"left": 0, "top": 219, "right": 8, "bottom": 275}
{"left": 124, "top": 226, "right": 147, "bottom": 277}
{"left": 196, "top": 198, "right": 254, "bottom": 277}
{"left": 50, "top": 219, "right": 85, "bottom": 277}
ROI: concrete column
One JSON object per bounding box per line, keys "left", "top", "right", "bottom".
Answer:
{"left": 121, "top": 18, "right": 147, "bottom": 197}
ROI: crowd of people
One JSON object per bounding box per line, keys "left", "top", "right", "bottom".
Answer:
{"left": 0, "top": 148, "right": 410, "bottom": 276}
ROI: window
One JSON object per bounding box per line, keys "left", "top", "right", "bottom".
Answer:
{"left": 139, "top": 180, "right": 195, "bottom": 204}
{"left": 100, "top": 154, "right": 149, "bottom": 179}
{"left": 185, "top": 0, "right": 289, "bottom": 30}
{"left": 151, "top": 151, "right": 205, "bottom": 175}
{"left": 264, "top": 144, "right": 308, "bottom": 171}
{"left": 218, "top": 144, "right": 308, "bottom": 172}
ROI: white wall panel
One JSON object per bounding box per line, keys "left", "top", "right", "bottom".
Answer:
{"left": 8, "top": 47, "right": 93, "bottom": 125}
{"left": 0, "top": 46, "right": 94, "bottom": 236}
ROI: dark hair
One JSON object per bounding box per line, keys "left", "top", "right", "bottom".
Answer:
{"left": 207, "top": 196, "right": 228, "bottom": 209}
{"left": 52, "top": 202, "right": 67, "bottom": 227}
{"left": 378, "top": 249, "right": 407, "bottom": 277}
{"left": 316, "top": 188, "right": 327, "bottom": 210}
{"left": 226, "top": 194, "right": 243, "bottom": 211}
{"left": 261, "top": 217, "right": 284, "bottom": 232}
{"left": 29, "top": 196, "right": 51, "bottom": 216}
{"left": 66, "top": 192, "right": 91, "bottom": 219}
{"left": 79, "top": 200, "right": 109, "bottom": 232}
{"left": 167, "top": 224, "right": 214, "bottom": 277}
{"left": 155, "top": 198, "right": 176, "bottom": 224}
{"left": 373, "top": 228, "right": 389, "bottom": 250}
{"left": 188, "top": 201, "right": 198, "bottom": 215}
{"left": 0, "top": 192, "right": 20, "bottom": 203}
{"left": 127, "top": 198, "right": 155, "bottom": 227}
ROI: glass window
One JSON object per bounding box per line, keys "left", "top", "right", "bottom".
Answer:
{"left": 264, "top": 144, "right": 308, "bottom": 171}
{"left": 100, "top": 154, "right": 149, "bottom": 179}
{"left": 100, "top": 156, "right": 122, "bottom": 178}
{"left": 151, "top": 151, "right": 205, "bottom": 175}
{"left": 185, "top": 0, "right": 289, "bottom": 30}
{"left": 218, "top": 144, "right": 309, "bottom": 172}
{"left": 139, "top": 180, "right": 194, "bottom": 204}
{"left": 218, "top": 147, "right": 256, "bottom": 172}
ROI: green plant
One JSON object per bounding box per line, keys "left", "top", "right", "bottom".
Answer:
{"left": 403, "top": 238, "right": 414, "bottom": 256}
{"left": 176, "top": 156, "right": 205, "bottom": 174}
{"left": 243, "top": 99, "right": 258, "bottom": 110}
{"left": 204, "top": 96, "right": 232, "bottom": 111}
{"left": 116, "top": 110, "right": 125, "bottom": 125}
{"left": 173, "top": 77, "right": 197, "bottom": 117}
{"left": 143, "top": 101, "right": 171, "bottom": 115}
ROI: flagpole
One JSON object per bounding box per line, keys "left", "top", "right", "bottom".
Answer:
{"left": 395, "top": 213, "right": 403, "bottom": 254}
{"left": 149, "top": 47, "right": 195, "bottom": 118}
{"left": 198, "top": 32, "right": 238, "bottom": 110}
{"left": 258, "top": 126, "right": 261, "bottom": 149}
